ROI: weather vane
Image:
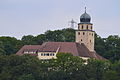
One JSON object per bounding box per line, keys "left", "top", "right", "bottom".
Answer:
{"left": 85, "top": 7, "right": 86, "bottom": 13}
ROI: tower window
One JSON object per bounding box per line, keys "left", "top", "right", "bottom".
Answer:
{"left": 91, "top": 26, "right": 92, "bottom": 29}
{"left": 87, "top": 25, "right": 88, "bottom": 29}
{"left": 90, "top": 40, "right": 91, "bottom": 43}
{"left": 83, "top": 32, "right": 85, "bottom": 35}
{"left": 92, "top": 33, "right": 93, "bottom": 36}
{"left": 81, "top": 39, "right": 82, "bottom": 41}
{"left": 82, "top": 25, "right": 83, "bottom": 29}
{"left": 78, "top": 32, "right": 80, "bottom": 35}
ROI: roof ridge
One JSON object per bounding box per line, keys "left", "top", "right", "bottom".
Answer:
{"left": 56, "top": 45, "right": 61, "bottom": 53}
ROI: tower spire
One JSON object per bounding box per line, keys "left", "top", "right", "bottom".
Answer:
{"left": 85, "top": 7, "right": 86, "bottom": 13}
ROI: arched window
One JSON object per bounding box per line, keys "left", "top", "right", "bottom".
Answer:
{"left": 81, "top": 39, "right": 82, "bottom": 41}
{"left": 78, "top": 32, "right": 80, "bottom": 35}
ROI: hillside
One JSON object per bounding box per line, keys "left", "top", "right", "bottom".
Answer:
{"left": 0, "top": 28, "right": 120, "bottom": 62}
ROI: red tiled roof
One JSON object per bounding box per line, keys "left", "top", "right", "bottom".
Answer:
{"left": 16, "top": 42, "right": 105, "bottom": 60}
{"left": 38, "top": 42, "right": 79, "bottom": 56}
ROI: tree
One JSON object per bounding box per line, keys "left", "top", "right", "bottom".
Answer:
{"left": 47, "top": 53, "right": 85, "bottom": 80}
{"left": 17, "top": 74, "right": 35, "bottom": 80}
{"left": 103, "top": 70, "right": 120, "bottom": 80}
{"left": 0, "top": 37, "right": 22, "bottom": 55}
{"left": 104, "top": 35, "right": 120, "bottom": 62}
{"left": 94, "top": 33, "right": 106, "bottom": 56}
{"left": 84, "top": 59, "right": 110, "bottom": 80}
{"left": 21, "top": 35, "right": 35, "bottom": 45}
{"left": 62, "top": 28, "right": 75, "bottom": 42}
{"left": 33, "top": 34, "right": 46, "bottom": 45}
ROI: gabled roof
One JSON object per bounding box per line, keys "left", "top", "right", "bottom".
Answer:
{"left": 16, "top": 42, "right": 105, "bottom": 60}
{"left": 38, "top": 42, "right": 79, "bottom": 56}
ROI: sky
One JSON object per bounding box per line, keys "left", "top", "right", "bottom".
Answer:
{"left": 0, "top": 0, "right": 120, "bottom": 39}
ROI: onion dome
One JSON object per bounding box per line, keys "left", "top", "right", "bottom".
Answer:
{"left": 80, "top": 7, "right": 91, "bottom": 23}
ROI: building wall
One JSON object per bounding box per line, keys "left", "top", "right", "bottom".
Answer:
{"left": 38, "top": 52, "right": 90, "bottom": 61}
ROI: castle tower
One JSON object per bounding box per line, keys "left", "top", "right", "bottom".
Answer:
{"left": 76, "top": 8, "right": 95, "bottom": 52}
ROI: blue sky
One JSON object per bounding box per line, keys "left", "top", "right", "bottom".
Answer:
{"left": 0, "top": 0, "right": 120, "bottom": 39}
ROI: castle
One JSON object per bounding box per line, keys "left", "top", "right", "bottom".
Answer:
{"left": 16, "top": 8, "right": 105, "bottom": 60}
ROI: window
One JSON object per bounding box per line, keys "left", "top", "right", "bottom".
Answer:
{"left": 41, "top": 53, "right": 55, "bottom": 56}
{"left": 50, "top": 53, "right": 52, "bottom": 56}
{"left": 52, "top": 53, "right": 55, "bottom": 56}
{"left": 89, "top": 33, "right": 91, "bottom": 35}
{"left": 91, "top": 26, "right": 92, "bottom": 29}
{"left": 24, "top": 51, "right": 29, "bottom": 54}
{"left": 81, "top": 39, "right": 82, "bottom": 41}
{"left": 87, "top": 25, "right": 88, "bottom": 29}
{"left": 83, "top": 32, "right": 85, "bottom": 35}
{"left": 29, "top": 51, "right": 34, "bottom": 54}
{"left": 90, "top": 40, "right": 91, "bottom": 43}
{"left": 78, "top": 32, "right": 80, "bottom": 35}
{"left": 50, "top": 53, "right": 55, "bottom": 56}
{"left": 44, "top": 53, "right": 46, "bottom": 56}
{"left": 92, "top": 33, "right": 93, "bottom": 36}
{"left": 41, "top": 53, "right": 44, "bottom": 56}
{"left": 46, "top": 53, "right": 49, "bottom": 56}
{"left": 82, "top": 25, "right": 83, "bottom": 29}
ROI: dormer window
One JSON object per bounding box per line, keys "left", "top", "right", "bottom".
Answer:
{"left": 24, "top": 51, "right": 29, "bottom": 54}
{"left": 29, "top": 51, "right": 34, "bottom": 54}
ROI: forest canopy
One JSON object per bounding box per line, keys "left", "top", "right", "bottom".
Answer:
{"left": 0, "top": 53, "right": 120, "bottom": 80}
{"left": 0, "top": 28, "right": 120, "bottom": 80}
